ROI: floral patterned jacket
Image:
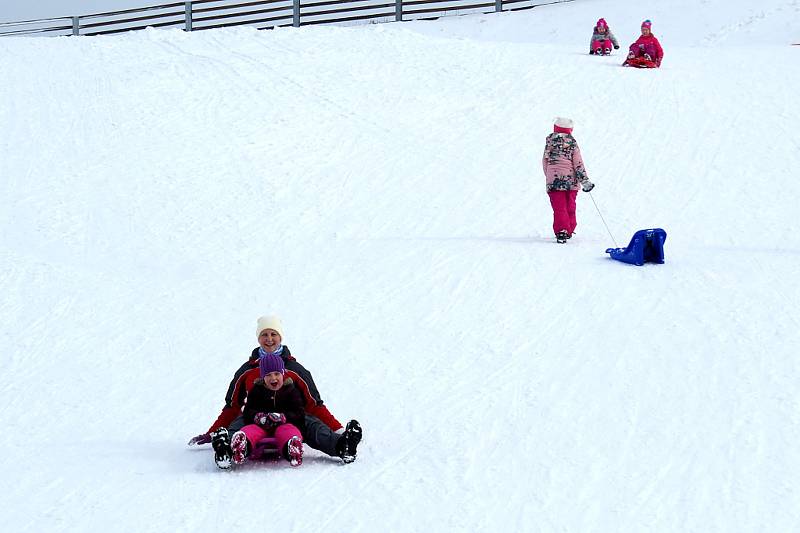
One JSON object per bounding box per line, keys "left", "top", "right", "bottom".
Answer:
{"left": 542, "top": 133, "right": 589, "bottom": 192}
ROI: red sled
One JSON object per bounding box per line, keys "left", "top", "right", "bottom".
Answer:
{"left": 250, "top": 437, "right": 280, "bottom": 460}
{"left": 623, "top": 57, "right": 657, "bottom": 68}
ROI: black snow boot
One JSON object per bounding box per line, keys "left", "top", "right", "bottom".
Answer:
{"left": 336, "top": 420, "right": 363, "bottom": 464}
{"left": 556, "top": 230, "right": 569, "bottom": 244}
{"left": 211, "top": 427, "right": 233, "bottom": 470}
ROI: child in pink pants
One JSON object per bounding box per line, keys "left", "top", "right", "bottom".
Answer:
{"left": 219, "top": 353, "right": 306, "bottom": 468}
{"left": 589, "top": 18, "right": 619, "bottom": 55}
{"left": 541, "top": 117, "right": 595, "bottom": 243}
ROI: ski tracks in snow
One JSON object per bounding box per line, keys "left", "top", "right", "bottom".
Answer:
{"left": 2, "top": 2, "right": 800, "bottom": 531}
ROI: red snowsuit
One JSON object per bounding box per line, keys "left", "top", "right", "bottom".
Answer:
{"left": 628, "top": 33, "right": 664, "bottom": 67}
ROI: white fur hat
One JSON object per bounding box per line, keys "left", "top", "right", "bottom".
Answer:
{"left": 255, "top": 315, "right": 285, "bottom": 339}
{"left": 554, "top": 117, "right": 574, "bottom": 129}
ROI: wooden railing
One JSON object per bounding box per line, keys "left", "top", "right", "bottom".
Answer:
{"left": 0, "top": 0, "right": 572, "bottom": 37}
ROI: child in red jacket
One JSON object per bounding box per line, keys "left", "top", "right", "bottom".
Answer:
{"left": 626, "top": 20, "right": 664, "bottom": 67}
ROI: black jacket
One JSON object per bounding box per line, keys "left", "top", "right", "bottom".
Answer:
{"left": 242, "top": 378, "right": 306, "bottom": 433}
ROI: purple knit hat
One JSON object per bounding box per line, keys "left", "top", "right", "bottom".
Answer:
{"left": 259, "top": 353, "right": 285, "bottom": 378}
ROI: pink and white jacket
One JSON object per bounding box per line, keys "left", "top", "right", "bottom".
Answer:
{"left": 542, "top": 133, "right": 589, "bottom": 192}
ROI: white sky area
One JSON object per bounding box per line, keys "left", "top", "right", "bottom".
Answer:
{"left": 1, "top": 0, "right": 799, "bottom": 531}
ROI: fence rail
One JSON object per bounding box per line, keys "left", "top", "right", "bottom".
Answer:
{"left": 0, "top": 0, "right": 572, "bottom": 37}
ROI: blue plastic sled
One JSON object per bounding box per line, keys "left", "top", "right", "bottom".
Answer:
{"left": 605, "top": 228, "right": 667, "bottom": 266}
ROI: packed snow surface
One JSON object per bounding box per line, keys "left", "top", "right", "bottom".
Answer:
{"left": 1, "top": 0, "right": 799, "bottom": 531}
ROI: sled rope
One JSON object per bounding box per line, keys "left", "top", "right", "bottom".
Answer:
{"left": 588, "top": 191, "right": 617, "bottom": 248}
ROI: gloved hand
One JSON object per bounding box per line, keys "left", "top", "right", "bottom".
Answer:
{"left": 188, "top": 432, "right": 212, "bottom": 446}
{"left": 582, "top": 181, "right": 595, "bottom": 193}
{"left": 613, "top": 45, "right": 619, "bottom": 49}
{"left": 644, "top": 53, "right": 652, "bottom": 61}
{"left": 254, "top": 412, "right": 286, "bottom": 428}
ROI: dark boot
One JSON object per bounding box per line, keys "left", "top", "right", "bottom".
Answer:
{"left": 336, "top": 420, "right": 363, "bottom": 464}
{"left": 211, "top": 428, "right": 232, "bottom": 470}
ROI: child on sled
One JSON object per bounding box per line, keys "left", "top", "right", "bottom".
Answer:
{"left": 589, "top": 18, "right": 619, "bottom": 55}
{"left": 212, "top": 353, "right": 306, "bottom": 468}
{"left": 625, "top": 20, "right": 663, "bottom": 67}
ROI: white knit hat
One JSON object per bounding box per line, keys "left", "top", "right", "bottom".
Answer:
{"left": 255, "top": 315, "right": 285, "bottom": 339}
{"left": 554, "top": 117, "right": 574, "bottom": 129}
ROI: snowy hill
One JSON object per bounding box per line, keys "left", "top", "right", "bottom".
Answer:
{"left": 1, "top": 0, "right": 799, "bottom": 531}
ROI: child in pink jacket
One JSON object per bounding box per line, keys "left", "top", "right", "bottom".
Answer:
{"left": 542, "top": 117, "right": 594, "bottom": 243}
{"left": 626, "top": 20, "right": 664, "bottom": 66}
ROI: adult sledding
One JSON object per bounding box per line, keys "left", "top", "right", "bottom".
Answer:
{"left": 188, "top": 315, "right": 363, "bottom": 470}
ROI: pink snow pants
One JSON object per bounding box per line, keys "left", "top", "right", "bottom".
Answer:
{"left": 547, "top": 190, "right": 578, "bottom": 235}
{"left": 593, "top": 39, "right": 612, "bottom": 53}
{"left": 239, "top": 423, "right": 302, "bottom": 455}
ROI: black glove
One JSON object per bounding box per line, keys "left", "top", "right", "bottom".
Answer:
{"left": 614, "top": 45, "right": 619, "bottom": 49}
{"left": 582, "top": 181, "right": 595, "bottom": 193}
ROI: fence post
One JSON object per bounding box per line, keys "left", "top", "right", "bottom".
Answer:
{"left": 185, "top": 2, "right": 193, "bottom": 31}
{"left": 293, "top": 0, "right": 300, "bottom": 27}
{"left": 72, "top": 16, "right": 80, "bottom": 35}
{"left": 396, "top": 0, "right": 402, "bottom": 21}
{"left": 494, "top": 0, "right": 502, "bottom": 12}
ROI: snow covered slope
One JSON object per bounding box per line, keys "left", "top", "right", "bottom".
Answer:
{"left": 1, "top": 1, "right": 798, "bottom": 531}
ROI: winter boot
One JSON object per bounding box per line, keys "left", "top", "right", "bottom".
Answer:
{"left": 627, "top": 51, "right": 635, "bottom": 60}
{"left": 286, "top": 436, "right": 303, "bottom": 467}
{"left": 556, "top": 230, "right": 569, "bottom": 244}
{"left": 337, "top": 420, "right": 363, "bottom": 464}
{"left": 644, "top": 53, "right": 652, "bottom": 61}
{"left": 604, "top": 47, "right": 611, "bottom": 55}
{"left": 230, "top": 430, "right": 249, "bottom": 466}
{"left": 211, "top": 428, "right": 233, "bottom": 470}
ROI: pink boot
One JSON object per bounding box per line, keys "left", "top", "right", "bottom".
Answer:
{"left": 287, "top": 436, "right": 303, "bottom": 467}
{"left": 231, "top": 431, "right": 249, "bottom": 465}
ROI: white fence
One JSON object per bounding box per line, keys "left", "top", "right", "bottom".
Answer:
{"left": 0, "top": 0, "right": 573, "bottom": 37}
